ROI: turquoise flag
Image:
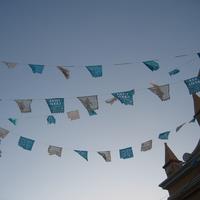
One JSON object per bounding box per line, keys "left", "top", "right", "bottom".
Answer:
{"left": 29, "top": 64, "right": 44, "bottom": 74}
{"left": 143, "top": 60, "right": 159, "bottom": 71}
{"left": 169, "top": 69, "right": 180, "bottom": 76}
{"left": 158, "top": 131, "right": 170, "bottom": 140}
{"left": 184, "top": 76, "right": 200, "bottom": 94}
{"left": 119, "top": 147, "right": 133, "bottom": 159}
{"left": 46, "top": 98, "right": 64, "bottom": 113}
{"left": 74, "top": 150, "right": 88, "bottom": 161}
{"left": 18, "top": 136, "right": 35, "bottom": 151}
{"left": 8, "top": 118, "right": 17, "bottom": 125}
{"left": 47, "top": 115, "right": 56, "bottom": 124}
{"left": 112, "top": 89, "right": 134, "bottom": 105}
{"left": 86, "top": 65, "right": 102, "bottom": 78}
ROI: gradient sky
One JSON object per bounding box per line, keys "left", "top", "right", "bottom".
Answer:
{"left": 0, "top": 1, "right": 200, "bottom": 200}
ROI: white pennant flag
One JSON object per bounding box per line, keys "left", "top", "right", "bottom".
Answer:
{"left": 15, "top": 99, "right": 32, "bottom": 113}
{"left": 97, "top": 151, "right": 111, "bottom": 162}
{"left": 141, "top": 140, "right": 152, "bottom": 152}
{"left": 2, "top": 61, "right": 17, "bottom": 69}
{"left": 0, "top": 127, "right": 9, "bottom": 139}
{"left": 105, "top": 97, "right": 117, "bottom": 105}
{"left": 57, "top": 66, "right": 70, "bottom": 79}
{"left": 148, "top": 83, "right": 170, "bottom": 101}
{"left": 48, "top": 145, "right": 62, "bottom": 157}
{"left": 67, "top": 110, "right": 80, "bottom": 120}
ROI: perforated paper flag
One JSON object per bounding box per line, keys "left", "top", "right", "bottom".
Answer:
{"left": 0, "top": 127, "right": 9, "bottom": 139}
{"left": 97, "top": 151, "right": 111, "bottom": 162}
{"left": 15, "top": 99, "right": 32, "bottom": 113}
{"left": 47, "top": 115, "right": 56, "bottom": 124}
{"left": 119, "top": 147, "right": 133, "bottom": 159}
{"left": 184, "top": 76, "right": 200, "bottom": 94}
{"left": 158, "top": 131, "right": 170, "bottom": 140}
{"left": 141, "top": 140, "right": 152, "bottom": 151}
{"left": 176, "top": 123, "right": 186, "bottom": 132}
{"left": 46, "top": 98, "right": 64, "bottom": 113}
{"left": 112, "top": 89, "right": 135, "bottom": 105}
{"left": 18, "top": 136, "right": 35, "bottom": 151}
{"left": 105, "top": 97, "right": 117, "bottom": 105}
{"left": 29, "top": 64, "right": 44, "bottom": 74}
{"left": 143, "top": 60, "right": 159, "bottom": 71}
{"left": 48, "top": 145, "right": 62, "bottom": 157}
{"left": 169, "top": 69, "right": 180, "bottom": 76}
{"left": 8, "top": 118, "right": 17, "bottom": 125}
{"left": 77, "top": 95, "right": 98, "bottom": 116}
{"left": 2, "top": 61, "right": 17, "bottom": 68}
{"left": 74, "top": 150, "right": 88, "bottom": 161}
{"left": 57, "top": 66, "right": 70, "bottom": 79}
{"left": 86, "top": 65, "right": 102, "bottom": 78}
{"left": 148, "top": 83, "right": 170, "bottom": 101}
{"left": 67, "top": 110, "right": 80, "bottom": 120}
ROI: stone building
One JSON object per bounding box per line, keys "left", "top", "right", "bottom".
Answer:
{"left": 159, "top": 141, "right": 200, "bottom": 199}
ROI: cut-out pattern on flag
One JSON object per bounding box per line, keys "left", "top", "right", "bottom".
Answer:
{"left": 97, "top": 151, "right": 111, "bottom": 162}
{"left": 169, "top": 69, "right": 180, "bottom": 76}
{"left": 47, "top": 115, "right": 56, "bottom": 124}
{"left": 105, "top": 97, "right": 117, "bottom": 105}
{"left": 74, "top": 150, "right": 88, "bottom": 161}
{"left": 15, "top": 99, "right": 32, "bottom": 113}
{"left": 18, "top": 136, "right": 35, "bottom": 151}
{"left": 143, "top": 60, "right": 159, "bottom": 71}
{"left": 193, "top": 94, "right": 200, "bottom": 126}
{"left": 148, "top": 83, "right": 170, "bottom": 101}
{"left": 67, "top": 110, "right": 80, "bottom": 120}
{"left": 77, "top": 95, "right": 98, "bottom": 116}
{"left": 2, "top": 61, "right": 17, "bottom": 69}
{"left": 8, "top": 118, "right": 17, "bottom": 125}
{"left": 0, "top": 127, "right": 9, "bottom": 139}
{"left": 29, "top": 64, "right": 44, "bottom": 74}
{"left": 119, "top": 147, "right": 133, "bottom": 159}
{"left": 46, "top": 98, "right": 64, "bottom": 113}
{"left": 141, "top": 140, "right": 152, "bottom": 152}
{"left": 184, "top": 76, "right": 200, "bottom": 94}
{"left": 86, "top": 65, "right": 102, "bottom": 78}
{"left": 176, "top": 123, "right": 186, "bottom": 132}
{"left": 48, "top": 145, "right": 62, "bottom": 157}
{"left": 158, "top": 131, "right": 170, "bottom": 140}
{"left": 112, "top": 89, "right": 134, "bottom": 105}
{"left": 57, "top": 66, "right": 70, "bottom": 79}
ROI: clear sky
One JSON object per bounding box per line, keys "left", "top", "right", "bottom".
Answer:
{"left": 0, "top": 0, "right": 200, "bottom": 200}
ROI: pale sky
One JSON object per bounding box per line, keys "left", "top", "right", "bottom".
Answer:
{"left": 0, "top": 1, "right": 200, "bottom": 200}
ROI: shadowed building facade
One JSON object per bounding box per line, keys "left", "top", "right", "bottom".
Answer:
{"left": 159, "top": 141, "right": 200, "bottom": 200}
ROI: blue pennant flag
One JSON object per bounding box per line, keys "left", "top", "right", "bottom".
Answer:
{"left": 18, "top": 136, "right": 35, "bottom": 151}
{"left": 86, "top": 65, "right": 102, "bottom": 78}
{"left": 47, "top": 115, "right": 56, "bottom": 124}
{"left": 143, "top": 60, "right": 159, "bottom": 71}
{"left": 112, "top": 89, "right": 135, "bottom": 105}
{"left": 184, "top": 76, "right": 200, "bottom": 94}
{"left": 158, "top": 131, "right": 170, "bottom": 140}
{"left": 46, "top": 98, "right": 64, "bottom": 113}
{"left": 119, "top": 147, "right": 133, "bottom": 159}
{"left": 29, "top": 64, "right": 44, "bottom": 74}
{"left": 74, "top": 150, "right": 88, "bottom": 161}
{"left": 169, "top": 69, "right": 180, "bottom": 76}
{"left": 8, "top": 118, "right": 17, "bottom": 125}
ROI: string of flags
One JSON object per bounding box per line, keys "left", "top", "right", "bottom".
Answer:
{"left": 0, "top": 73, "right": 199, "bottom": 120}
{"left": 0, "top": 52, "right": 199, "bottom": 79}
{"left": 0, "top": 90, "right": 199, "bottom": 160}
